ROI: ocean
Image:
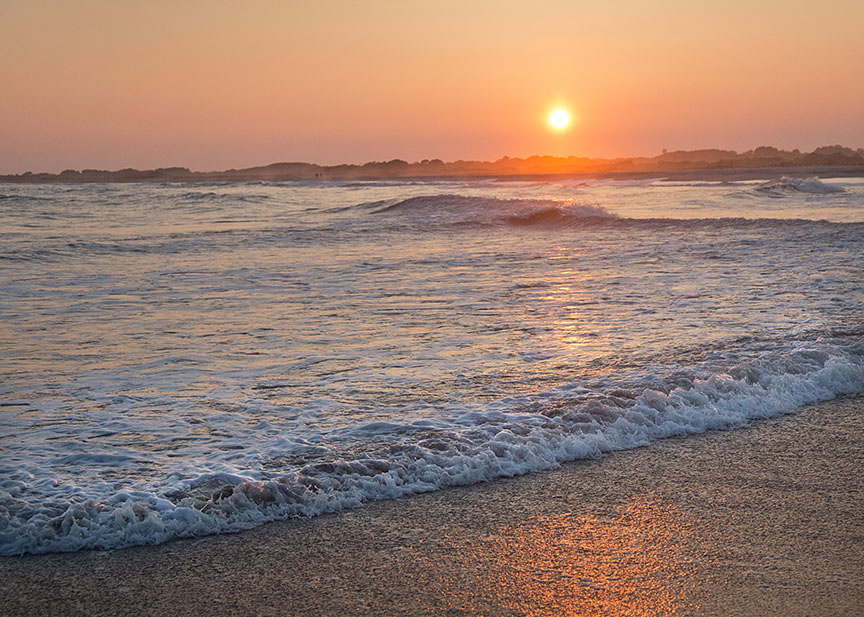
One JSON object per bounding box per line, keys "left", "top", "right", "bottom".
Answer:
{"left": 1, "top": 176, "right": 862, "bottom": 556}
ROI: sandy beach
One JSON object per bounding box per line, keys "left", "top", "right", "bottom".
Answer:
{"left": 2, "top": 395, "right": 861, "bottom": 617}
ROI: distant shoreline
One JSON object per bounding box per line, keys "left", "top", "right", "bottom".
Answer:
{"left": 3, "top": 145, "right": 864, "bottom": 184}
{"left": 2, "top": 165, "right": 863, "bottom": 185}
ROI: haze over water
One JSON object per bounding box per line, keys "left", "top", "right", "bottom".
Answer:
{"left": 1, "top": 176, "right": 863, "bottom": 555}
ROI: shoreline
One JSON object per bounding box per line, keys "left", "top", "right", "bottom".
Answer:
{"left": 2, "top": 165, "right": 864, "bottom": 185}
{"left": 2, "top": 395, "right": 862, "bottom": 616}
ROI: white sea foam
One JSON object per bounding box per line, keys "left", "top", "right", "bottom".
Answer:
{"left": 752, "top": 176, "right": 845, "bottom": 197}
{"left": 1, "top": 340, "right": 860, "bottom": 556}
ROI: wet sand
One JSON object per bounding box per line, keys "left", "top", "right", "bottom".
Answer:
{"left": 2, "top": 396, "right": 862, "bottom": 616}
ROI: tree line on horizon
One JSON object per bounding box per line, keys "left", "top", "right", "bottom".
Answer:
{"left": 4, "top": 145, "right": 864, "bottom": 183}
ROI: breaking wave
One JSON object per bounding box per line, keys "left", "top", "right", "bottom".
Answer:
{"left": 364, "top": 194, "right": 618, "bottom": 225}
{"left": 2, "top": 336, "right": 861, "bottom": 556}
{"left": 750, "top": 176, "right": 845, "bottom": 197}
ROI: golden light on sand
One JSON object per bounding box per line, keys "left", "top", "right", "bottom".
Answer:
{"left": 549, "top": 108, "right": 571, "bottom": 130}
{"left": 398, "top": 495, "right": 699, "bottom": 617}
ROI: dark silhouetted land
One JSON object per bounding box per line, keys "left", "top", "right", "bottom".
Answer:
{"left": 3, "top": 145, "right": 864, "bottom": 183}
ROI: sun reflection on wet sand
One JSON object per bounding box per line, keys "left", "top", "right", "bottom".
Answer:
{"left": 405, "top": 495, "right": 699, "bottom": 616}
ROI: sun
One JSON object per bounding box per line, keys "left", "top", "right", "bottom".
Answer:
{"left": 549, "top": 108, "right": 571, "bottom": 130}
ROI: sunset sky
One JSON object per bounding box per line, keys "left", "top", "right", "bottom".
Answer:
{"left": 2, "top": 0, "right": 863, "bottom": 173}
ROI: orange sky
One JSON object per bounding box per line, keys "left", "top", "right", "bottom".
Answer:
{"left": 2, "top": 0, "right": 863, "bottom": 173}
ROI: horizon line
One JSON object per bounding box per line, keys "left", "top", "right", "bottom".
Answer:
{"left": 4, "top": 144, "right": 864, "bottom": 178}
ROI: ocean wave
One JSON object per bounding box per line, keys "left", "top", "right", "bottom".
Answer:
{"left": 2, "top": 337, "right": 861, "bottom": 556}
{"left": 505, "top": 206, "right": 611, "bottom": 226}
{"left": 749, "top": 176, "right": 845, "bottom": 198}
{"left": 3, "top": 218, "right": 860, "bottom": 264}
{"left": 361, "top": 194, "right": 618, "bottom": 225}
{"left": 173, "top": 190, "right": 273, "bottom": 206}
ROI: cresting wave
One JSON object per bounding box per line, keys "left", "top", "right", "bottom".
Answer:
{"left": 365, "top": 194, "right": 619, "bottom": 225}
{"left": 1, "top": 336, "right": 861, "bottom": 556}
{"left": 357, "top": 192, "right": 861, "bottom": 228}
{"left": 749, "top": 176, "right": 845, "bottom": 197}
